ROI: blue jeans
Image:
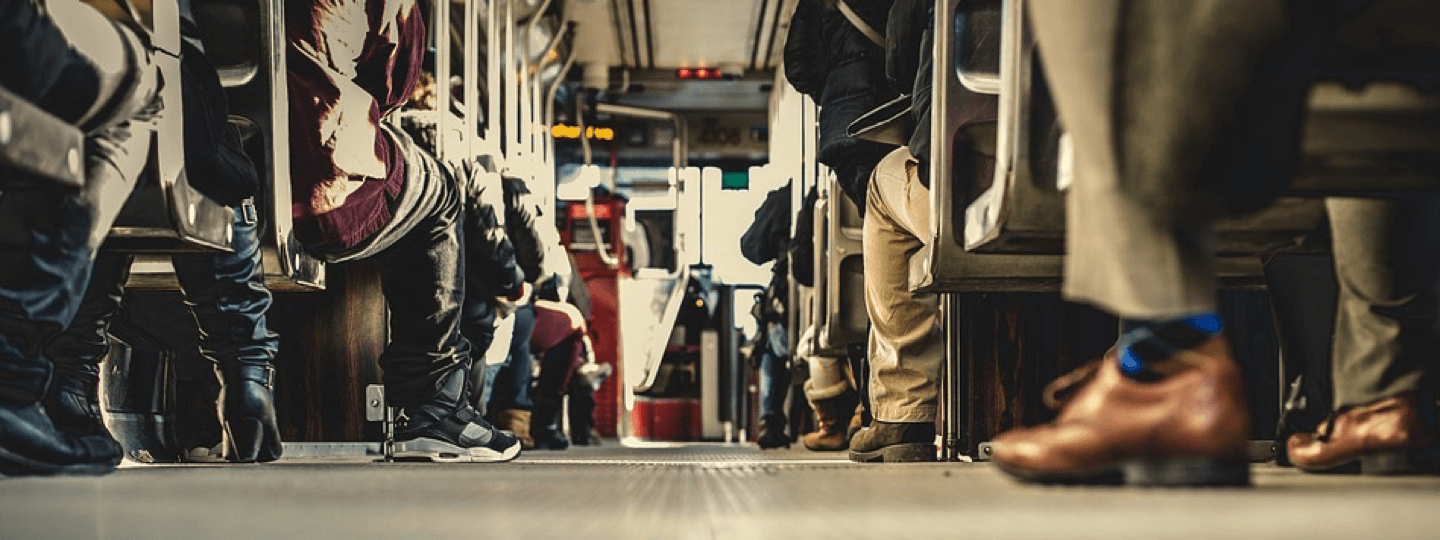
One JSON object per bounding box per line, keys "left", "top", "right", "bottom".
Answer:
{"left": 487, "top": 301, "right": 536, "bottom": 412}
{"left": 0, "top": 0, "right": 159, "bottom": 406}
{"left": 758, "top": 322, "right": 790, "bottom": 420}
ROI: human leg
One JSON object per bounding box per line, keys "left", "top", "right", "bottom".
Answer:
{"left": 989, "top": 0, "right": 1295, "bottom": 486}
{"left": 849, "top": 148, "right": 941, "bottom": 463}
{"left": 1288, "top": 196, "right": 1440, "bottom": 474}
{"left": 173, "top": 199, "right": 282, "bottom": 462}
{"left": 756, "top": 324, "right": 791, "bottom": 449}
{"left": 42, "top": 253, "right": 134, "bottom": 439}
{"left": 305, "top": 127, "right": 517, "bottom": 462}
{"left": 489, "top": 301, "right": 536, "bottom": 448}
{"left": 801, "top": 355, "right": 856, "bottom": 451}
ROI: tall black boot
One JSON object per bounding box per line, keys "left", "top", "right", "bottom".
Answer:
{"left": 45, "top": 253, "right": 134, "bottom": 440}
{"left": 174, "top": 199, "right": 285, "bottom": 463}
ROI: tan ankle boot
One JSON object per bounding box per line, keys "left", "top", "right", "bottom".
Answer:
{"left": 801, "top": 381, "right": 856, "bottom": 451}
{"left": 496, "top": 409, "right": 534, "bottom": 450}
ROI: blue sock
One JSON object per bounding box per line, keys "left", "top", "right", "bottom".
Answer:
{"left": 1116, "top": 313, "right": 1223, "bottom": 381}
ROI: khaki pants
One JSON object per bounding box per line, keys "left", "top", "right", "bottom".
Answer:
{"left": 863, "top": 148, "right": 943, "bottom": 422}
{"left": 1031, "top": 0, "right": 1440, "bottom": 405}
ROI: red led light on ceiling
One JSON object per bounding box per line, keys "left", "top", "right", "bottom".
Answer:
{"left": 677, "top": 68, "right": 724, "bottom": 80}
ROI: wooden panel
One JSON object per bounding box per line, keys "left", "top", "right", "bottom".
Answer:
{"left": 270, "top": 262, "right": 387, "bottom": 442}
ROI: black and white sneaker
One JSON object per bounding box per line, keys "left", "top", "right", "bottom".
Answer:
{"left": 390, "top": 367, "right": 521, "bottom": 463}
{"left": 393, "top": 404, "right": 521, "bottom": 463}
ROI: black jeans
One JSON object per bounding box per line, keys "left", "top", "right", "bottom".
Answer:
{"left": 47, "top": 199, "right": 278, "bottom": 380}
{"left": 304, "top": 124, "right": 470, "bottom": 408}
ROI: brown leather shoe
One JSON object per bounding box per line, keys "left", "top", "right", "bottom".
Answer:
{"left": 991, "top": 336, "right": 1250, "bottom": 486}
{"left": 1287, "top": 395, "right": 1437, "bottom": 474}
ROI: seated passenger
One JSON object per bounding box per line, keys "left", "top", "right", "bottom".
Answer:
{"left": 992, "top": 0, "right": 1440, "bottom": 485}
{"left": 0, "top": 0, "right": 161, "bottom": 475}
{"left": 791, "top": 0, "right": 944, "bottom": 463}
{"left": 44, "top": 11, "right": 283, "bottom": 463}
{"left": 483, "top": 177, "right": 569, "bottom": 448}
{"left": 528, "top": 299, "right": 602, "bottom": 450}
{"left": 286, "top": 0, "right": 518, "bottom": 462}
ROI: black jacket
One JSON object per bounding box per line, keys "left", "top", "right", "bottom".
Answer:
{"left": 501, "top": 177, "right": 546, "bottom": 283}
{"left": 462, "top": 165, "right": 525, "bottom": 300}
{"left": 784, "top": 0, "right": 900, "bottom": 212}
{"left": 741, "top": 183, "right": 792, "bottom": 267}
{"left": 886, "top": 0, "right": 933, "bottom": 186}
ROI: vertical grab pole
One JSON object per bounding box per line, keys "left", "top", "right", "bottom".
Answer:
{"left": 465, "top": 0, "right": 480, "bottom": 160}
{"left": 487, "top": 0, "right": 503, "bottom": 158}
{"left": 435, "top": 0, "right": 451, "bottom": 162}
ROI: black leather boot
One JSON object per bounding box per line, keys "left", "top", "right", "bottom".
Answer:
{"left": 216, "top": 362, "right": 282, "bottom": 462}
{"left": 0, "top": 400, "right": 123, "bottom": 476}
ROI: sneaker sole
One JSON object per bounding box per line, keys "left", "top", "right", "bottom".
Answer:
{"left": 392, "top": 437, "right": 521, "bottom": 463}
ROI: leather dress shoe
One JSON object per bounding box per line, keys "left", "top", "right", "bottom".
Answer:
{"left": 849, "top": 421, "right": 936, "bottom": 462}
{"left": 1287, "top": 394, "right": 1437, "bottom": 474}
{"left": 992, "top": 337, "right": 1250, "bottom": 486}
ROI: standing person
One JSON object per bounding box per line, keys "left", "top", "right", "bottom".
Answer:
{"left": 741, "top": 182, "right": 796, "bottom": 449}
{"left": 0, "top": 0, "right": 161, "bottom": 475}
{"left": 287, "top": 0, "right": 519, "bottom": 462}
{"left": 990, "top": 0, "right": 1440, "bottom": 485}
{"left": 43, "top": 3, "right": 284, "bottom": 464}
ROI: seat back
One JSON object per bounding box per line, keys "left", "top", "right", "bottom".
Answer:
{"left": 916, "top": 0, "right": 1063, "bottom": 292}
{"left": 105, "top": 0, "right": 235, "bottom": 255}
{"left": 124, "top": 0, "right": 324, "bottom": 290}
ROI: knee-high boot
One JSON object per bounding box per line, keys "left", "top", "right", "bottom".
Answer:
{"left": 173, "top": 202, "right": 282, "bottom": 462}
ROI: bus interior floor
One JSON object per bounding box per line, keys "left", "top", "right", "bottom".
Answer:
{"left": 2, "top": 443, "right": 1438, "bottom": 540}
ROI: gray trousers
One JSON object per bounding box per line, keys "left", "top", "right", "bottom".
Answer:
{"left": 1031, "top": 0, "right": 1440, "bottom": 406}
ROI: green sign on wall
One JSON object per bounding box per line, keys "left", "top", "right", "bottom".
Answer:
{"left": 721, "top": 171, "right": 749, "bottom": 190}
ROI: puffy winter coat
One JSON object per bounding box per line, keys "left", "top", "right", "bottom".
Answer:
{"left": 784, "top": 0, "right": 900, "bottom": 213}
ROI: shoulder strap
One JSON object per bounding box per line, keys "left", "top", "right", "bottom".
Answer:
{"left": 837, "top": 1, "right": 885, "bottom": 47}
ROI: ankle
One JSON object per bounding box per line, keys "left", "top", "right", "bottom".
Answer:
{"left": 1117, "top": 313, "right": 1223, "bottom": 381}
